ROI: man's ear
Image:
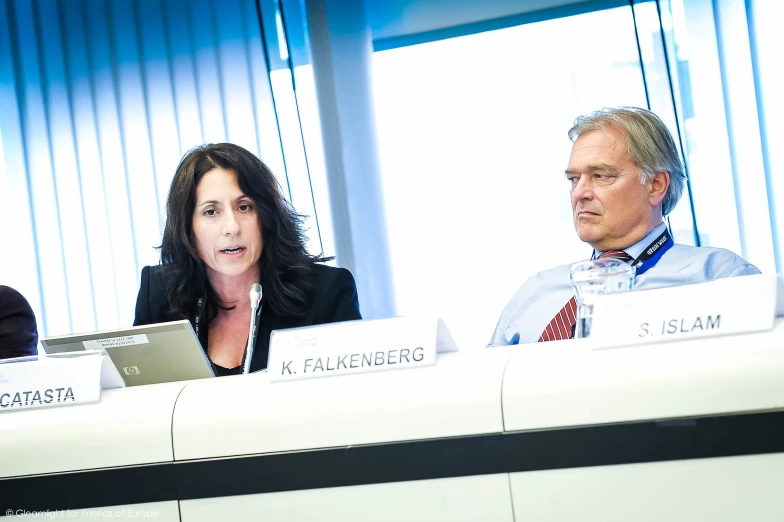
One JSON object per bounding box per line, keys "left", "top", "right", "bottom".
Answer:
{"left": 648, "top": 171, "right": 669, "bottom": 207}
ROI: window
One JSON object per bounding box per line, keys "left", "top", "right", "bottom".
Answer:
{"left": 261, "top": 0, "right": 335, "bottom": 259}
{"left": 655, "top": 0, "right": 781, "bottom": 273}
{"left": 373, "top": 6, "right": 662, "bottom": 348}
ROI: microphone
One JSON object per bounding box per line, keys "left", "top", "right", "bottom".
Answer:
{"left": 249, "top": 283, "right": 262, "bottom": 309}
{"left": 243, "top": 283, "right": 263, "bottom": 375}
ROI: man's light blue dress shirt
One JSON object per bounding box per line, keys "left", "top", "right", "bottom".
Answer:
{"left": 489, "top": 223, "right": 761, "bottom": 346}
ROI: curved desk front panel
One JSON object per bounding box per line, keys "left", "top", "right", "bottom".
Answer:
{"left": 5, "top": 502, "right": 180, "bottom": 522}
{"left": 510, "top": 453, "right": 784, "bottom": 522}
{"left": 172, "top": 348, "right": 513, "bottom": 460}
{"left": 502, "top": 321, "right": 784, "bottom": 432}
{"left": 0, "top": 382, "right": 188, "bottom": 479}
{"left": 180, "top": 474, "right": 514, "bottom": 522}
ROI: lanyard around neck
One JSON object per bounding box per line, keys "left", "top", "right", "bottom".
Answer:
{"left": 194, "top": 296, "right": 264, "bottom": 373}
{"left": 194, "top": 296, "right": 263, "bottom": 338}
{"left": 630, "top": 228, "right": 673, "bottom": 276}
{"left": 591, "top": 228, "right": 673, "bottom": 277}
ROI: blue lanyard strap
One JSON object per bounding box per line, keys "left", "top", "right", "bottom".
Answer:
{"left": 631, "top": 229, "right": 673, "bottom": 276}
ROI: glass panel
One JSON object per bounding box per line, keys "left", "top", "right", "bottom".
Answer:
{"left": 373, "top": 6, "right": 650, "bottom": 349}
{"left": 658, "top": 0, "right": 776, "bottom": 273}
{"left": 290, "top": 64, "right": 336, "bottom": 260}
{"left": 750, "top": 0, "right": 784, "bottom": 272}
{"left": 258, "top": 0, "right": 332, "bottom": 258}
{"left": 281, "top": 0, "right": 335, "bottom": 259}
{"left": 632, "top": 0, "right": 697, "bottom": 246}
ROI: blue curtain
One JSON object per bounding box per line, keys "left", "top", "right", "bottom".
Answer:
{"left": 0, "top": 0, "right": 290, "bottom": 335}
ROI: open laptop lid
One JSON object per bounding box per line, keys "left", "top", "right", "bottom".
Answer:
{"left": 41, "top": 320, "right": 215, "bottom": 386}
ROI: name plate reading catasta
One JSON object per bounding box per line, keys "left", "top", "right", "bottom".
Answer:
{"left": 0, "top": 351, "right": 125, "bottom": 413}
{"left": 589, "top": 274, "right": 781, "bottom": 348}
{"left": 267, "top": 317, "right": 458, "bottom": 382}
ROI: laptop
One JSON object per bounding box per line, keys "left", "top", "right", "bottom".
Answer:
{"left": 41, "top": 320, "right": 215, "bottom": 386}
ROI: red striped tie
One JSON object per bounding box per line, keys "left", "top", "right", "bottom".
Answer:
{"left": 538, "top": 250, "right": 633, "bottom": 342}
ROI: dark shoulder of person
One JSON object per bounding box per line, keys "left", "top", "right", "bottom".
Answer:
{"left": 305, "top": 263, "right": 362, "bottom": 324}
{"left": 0, "top": 285, "right": 39, "bottom": 359}
{"left": 134, "top": 265, "right": 181, "bottom": 326}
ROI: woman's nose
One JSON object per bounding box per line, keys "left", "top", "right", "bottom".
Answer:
{"left": 222, "top": 211, "right": 241, "bottom": 235}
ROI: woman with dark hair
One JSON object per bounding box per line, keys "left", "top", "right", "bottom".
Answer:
{"left": 133, "top": 143, "right": 361, "bottom": 375}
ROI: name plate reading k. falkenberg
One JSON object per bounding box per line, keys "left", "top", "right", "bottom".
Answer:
{"left": 0, "top": 351, "right": 125, "bottom": 413}
{"left": 588, "top": 274, "right": 782, "bottom": 348}
{"left": 267, "top": 317, "right": 458, "bottom": 382}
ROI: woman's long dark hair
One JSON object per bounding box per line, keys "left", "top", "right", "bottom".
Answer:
{"left": 160, "top": 143, "right": 327, "bottom": 322}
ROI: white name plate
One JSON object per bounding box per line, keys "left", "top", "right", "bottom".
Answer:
{"left": 267, "top": 317, "right": 458, "bottom": 382}
{"left": 589, "top": 274, "right": 780, "bottom": 348}
{"left": 0, "top": 351, "right": 125, "bottom": 413}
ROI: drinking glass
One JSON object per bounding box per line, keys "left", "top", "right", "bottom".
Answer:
{"left": 570, "top": 258, "right": 635, "bottom": 338}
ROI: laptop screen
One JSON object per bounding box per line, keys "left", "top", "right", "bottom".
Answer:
{"left": 41, "top": 321, "right": 215, "bottom": 386}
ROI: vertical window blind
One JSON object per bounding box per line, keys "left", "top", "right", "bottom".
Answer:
{"left": 0, "top": 0, "right": 325, "bottom": 336}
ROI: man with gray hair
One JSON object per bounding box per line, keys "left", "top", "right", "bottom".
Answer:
{"left": 489, "top": 106, "right": 759, "bottom": 346}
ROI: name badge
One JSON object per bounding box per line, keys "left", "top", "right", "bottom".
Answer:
{"left": 267, "top": 317, "right": 458, "bottom": 382}
{"left": 588, "top": 274, "right": 781, "bottom": 348}
{"left": 0, "top": 351, "right": 125, "bottom": 413}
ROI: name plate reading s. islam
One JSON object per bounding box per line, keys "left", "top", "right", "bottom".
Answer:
{"left": 588, "top": 274, "right": 781, "bottom": 348}
{"left": 267, "top": 317, "right": 458, "bottom": 382}
{"left": 0, "top": 351, "right": 125, "bottom": 413}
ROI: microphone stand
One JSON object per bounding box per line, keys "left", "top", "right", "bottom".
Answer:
{"left": 243, "top": 283, "right": 263, "bottom": 375}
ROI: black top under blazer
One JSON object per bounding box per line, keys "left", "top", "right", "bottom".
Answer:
{"left": 133, "top": 263, "right": 362, "bottom": 373}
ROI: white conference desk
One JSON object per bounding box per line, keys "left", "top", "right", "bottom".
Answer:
{"left": 2, "top": 321, "right": 784, "bottom": 521}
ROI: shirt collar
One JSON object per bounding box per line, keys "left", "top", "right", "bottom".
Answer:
{"left": 593, "top": 222, "right": 668, "bottom": 261}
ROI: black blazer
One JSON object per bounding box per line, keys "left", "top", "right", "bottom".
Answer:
{"left": 133, "top": 263, "right": 362, "bottom": 373}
